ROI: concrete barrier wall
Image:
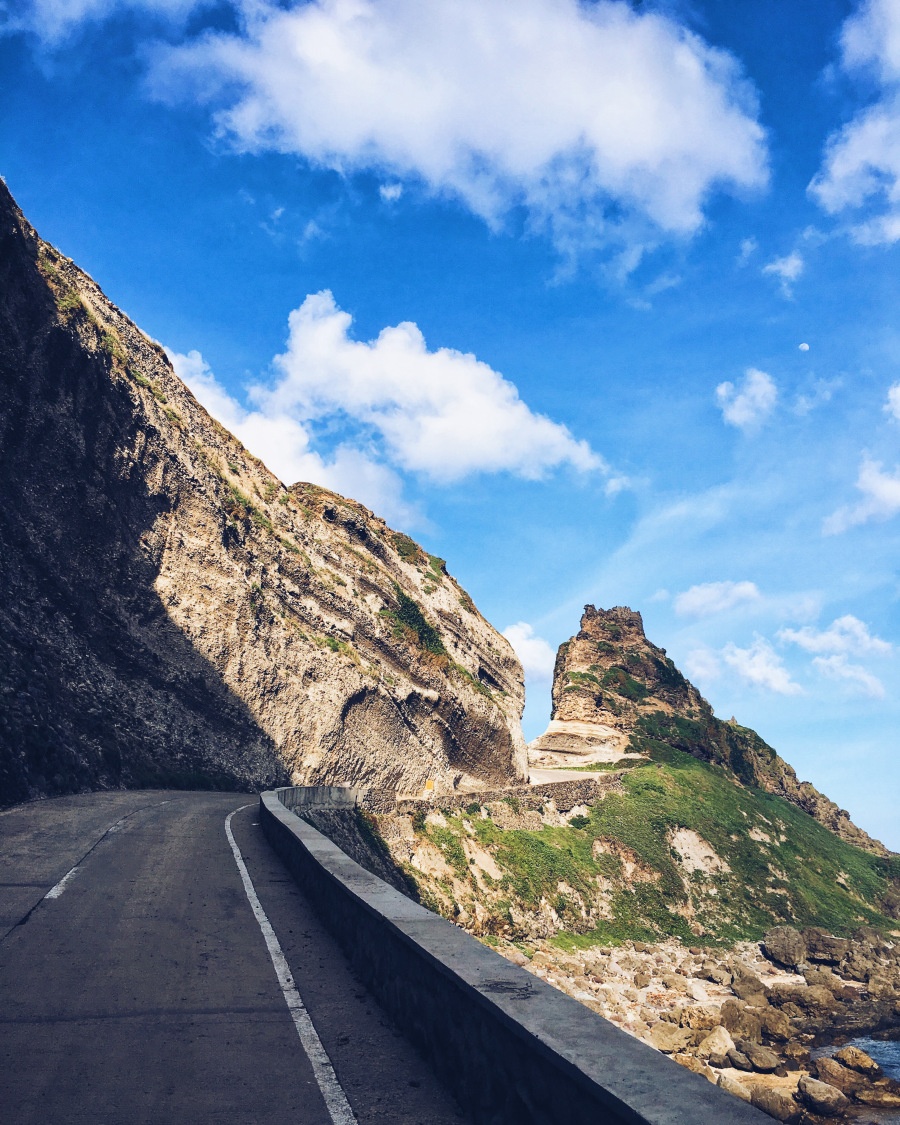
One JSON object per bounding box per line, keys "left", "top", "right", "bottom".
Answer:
{"left": 260, "top": 788, "right": 769, "bottom": 1125}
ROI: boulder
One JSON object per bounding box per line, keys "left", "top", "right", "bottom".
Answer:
{"left": 763, "top": 926, "right": 807, "bottom": 970}
{"left": 634, "top": 972, "right": 652, "bottom": 989}
{"left": 833, "top": 1045, "right": 880, "bottom": 1076}
{"left": 727, "top": 1048, "right": 754, "bottom": 1072}
{"left": 721, "top": 998, "right": 763, "bottom": 1042}
{"left": 855, "top": 1082, "right": 900, "bottom": 1109}
{"left": 702, "top": 962, "right": 733, "bottom": 986}
{"left": 696, "top": 1026, "right": 735, "bottom": 1060}
{"left": 740, "top": 1042, "right": 782, "bottom": 1074}
{"left": 732, "top": 975, "right": 771, "bottom": 1005}
{"left": 647, "top": 1023, "right": 695, "bottom": 1054}
{"left": 812, "top": 1056, "right": 861, "bottom": 1095}
{"left": 717, "top": 1073, "right": 752, "bottom": 1102}
{"left": 759, "top": 1007, "right": 793, "bottom": 1042}
{"left": 791, "top": 985, "right": 838, "bottom": 1014}
{"left": 797, "top": 1075, "right": 851, "bottom": 1117}
{"left": 750, "top": 1085, "right": 801, "bottom": 1122}
{"left": 802, "top": 928, "right": 851, "bottom": 965}
{"left": 783, "top": 1040, "right": 811, "bottom": 1066}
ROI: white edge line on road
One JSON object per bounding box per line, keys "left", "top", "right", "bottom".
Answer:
{"left": 225, "top": 805, "right": 358, "bottom": 1125}
{"left": 44, "top": 865, "right": 81, "bottom": 899}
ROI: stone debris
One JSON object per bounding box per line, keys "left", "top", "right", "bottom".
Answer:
{"left": 488, "top": 922, "right": 900, "bottom": 1124}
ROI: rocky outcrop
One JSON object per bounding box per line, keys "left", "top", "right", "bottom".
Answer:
{"left": 0, "top": 181, "right": 527, "bottom": 804}
{"left": 530, "top": 605, "right": 888, "bottom": 855}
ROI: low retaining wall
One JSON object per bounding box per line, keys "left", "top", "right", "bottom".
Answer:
{"left": 260, "top": 787, "right": 768, "bottom": 1125}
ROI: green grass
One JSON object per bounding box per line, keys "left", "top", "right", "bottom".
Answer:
{"left": 380, "top": 587, "right": 446, "bottom": 656}
{"left": 398, "top": 751, "right": 898, "bottom": 948}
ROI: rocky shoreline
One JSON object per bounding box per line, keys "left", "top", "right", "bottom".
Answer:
{"left": 497, "top": 924, "right": 900, "bottom": 1122}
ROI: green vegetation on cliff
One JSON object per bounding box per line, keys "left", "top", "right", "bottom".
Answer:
{"left": 392, "top": 748, "right": 899, "bottom": 950}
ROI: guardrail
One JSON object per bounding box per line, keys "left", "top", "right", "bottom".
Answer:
{"left": 260, "top": 786, "right": 769, "bottom": 1125}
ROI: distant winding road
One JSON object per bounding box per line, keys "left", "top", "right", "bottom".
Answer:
{"left": 0, "top": 791, "right": 468, "bottom": 1124}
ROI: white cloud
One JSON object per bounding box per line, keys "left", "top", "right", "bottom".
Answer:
{"left": 167, "top": 347, "right": 418, "bottom": 525}
{"left": 502, "top": 622, "right": 557, "bottom": 683}
{"left": 885, "top": 381, "right": 900, "bottom": 420}
{"left": 778, "top": 614, "right": 891, "bottom": 656}
{"left": 823, "top": 456, "right": 900, "bottom": 533}
{"left": 379, "top": 183, "right": 403, "bottom": 203}
{"left": 154, "top": 0, "right": 768, "bottom": 254}
{"left": 257, "top": 290, "right": 603, "bottom": 482}
{"left": 812, "top": 654, "right": 886, "bottom": 698}
{"left": 810, "top": 0, "right": 900, "bottom": 243}
{"left": 674, "top": 579, "right": 761, "bottom": 617}
{"left": 762, "top": 250, "right": 804, "bottom": 297}
{"left": 684, "top": 647, "right": 721, "bottom": 684}
{"left": 716, "top": 368, "right": 777, "bottom": 430}
{"left": 166, "top": 290, "right": 604, "bottom": 519}
{"left": 722, "top": 636, "right": 803, "bottom": 695}
{"left": 736, "top": 237, "right": 758, "bottom": 266}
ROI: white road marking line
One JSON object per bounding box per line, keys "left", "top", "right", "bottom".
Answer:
{"left": 225, "top": 806, "right": 358, "bottom": 1125}
{"left": 43, "top": 808, "right": 144, "bottom": 901}
{"left": 44, "top": 866, "right": 81, "bottom": 899}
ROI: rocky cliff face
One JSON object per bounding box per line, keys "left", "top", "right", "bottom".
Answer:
{"left": 530, "top": 605, "right": 887, "bottom": 856}
{"left": 0, "top": 181, "right": 527, "bottom": 805}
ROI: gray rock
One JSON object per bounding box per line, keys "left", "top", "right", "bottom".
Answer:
{"left": 717, "top": 1073, "right": 752, "bottom": 1102}
{"left": 834, "top": 1044, "right": 881, "bottom": 1076}
{"left": 797, "top": 1075, "right": 851, "bottom": 1116}
{"left": 750, "top": 1085, "right": 801, "bottom": 1122}
{"left": 741, "top": 1042, "right": 782, "bottom": 1074}
{"left": 802, "top": 928, "right": 851, "bottom": 965}
{"left": 727, "top": 1048, "right": 754, "bottom": 1072}
{"left": 763, "top": 926, "right": 807, "bottom": 971}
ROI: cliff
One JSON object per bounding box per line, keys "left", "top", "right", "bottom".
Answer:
{"left": 0, "top": 181, "right": 527, "bottom": 804}
{"left": 530, "top": 605, "right": 887, "bottom": 856}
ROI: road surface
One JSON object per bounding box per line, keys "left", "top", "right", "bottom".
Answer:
{"left": 0, "top": 790, "right": 469, "bottom": 1124}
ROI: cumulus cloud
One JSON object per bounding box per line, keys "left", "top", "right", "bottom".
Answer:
{"left": 379, "top": 183, "right": 403, "bottom": 203}
{"left": 810, "top": 0, "right": 900, "bottom": 243}
{"left": 674, "top": 580, "right": 761, "bottom": 617}
{"left": 151, "top": 0, "right": 767, "bottom": 254}
{"left": 812, "top": 654, "right": 886, "bottom": 698}
{"left": 257, "top": 290, "right": 603, "bottom": 482}
{"left": 716, "top": 368, "right": 777, "bottom": 430}
{"left": 167, "top": 291, "right": 605, "bottom": 518}
{"left": 722, "top": 636, "right": 803, "bottom": 695}
{"left": 824, "top": 456, "right": 900, "bottom": 533}
{"left": 684, "top": 647, "right": 722, "bottom": 684}
{"left": 762, "top": 251, "right": 804, "bottom": 297}
{"left": 885, "top": 382, "right": 900, "bottom": 420}
{"left": 167, "top": 347, "right": 418, "bottom": 524}
{"left": 502, "top": 623, "right": 557, "bottom": 683}
{"left": 778, "top": 614, "right": 891, "bottom": 656}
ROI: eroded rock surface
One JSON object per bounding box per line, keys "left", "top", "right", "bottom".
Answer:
{"left": 530, "top": 605, "right": 888, "bottom": 855}
{"left": 0, "top": 181, "right": 527, "bottom": 803}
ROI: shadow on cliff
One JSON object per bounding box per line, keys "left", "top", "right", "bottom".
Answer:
{"left": 0, "top": 183, "right": 288, "bottom": 805}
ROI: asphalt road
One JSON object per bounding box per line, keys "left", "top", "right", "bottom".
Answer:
{"left": 0, "top": 791, "right": 470, "bottom": 1125}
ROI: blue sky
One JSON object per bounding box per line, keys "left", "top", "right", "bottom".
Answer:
{"left": 4, "top": 0, "right": 900, "bottom": 847}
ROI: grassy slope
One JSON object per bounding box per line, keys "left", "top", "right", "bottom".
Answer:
{"left": 400, "top": 745, "right": 899, "bottom": 950}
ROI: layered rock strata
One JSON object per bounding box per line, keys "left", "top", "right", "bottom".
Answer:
{"left": 0, "top": 181, "right": 527, "bottom": 804}
{"left": 530, "top": 605, "right": 886, "bottom": 855}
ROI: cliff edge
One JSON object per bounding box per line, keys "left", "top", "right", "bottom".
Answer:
{"left": 530, "top": 605, "right": 887, "bottom": 856}
{"left": 0, "top": 181, "right": 527, "bottom": 804}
